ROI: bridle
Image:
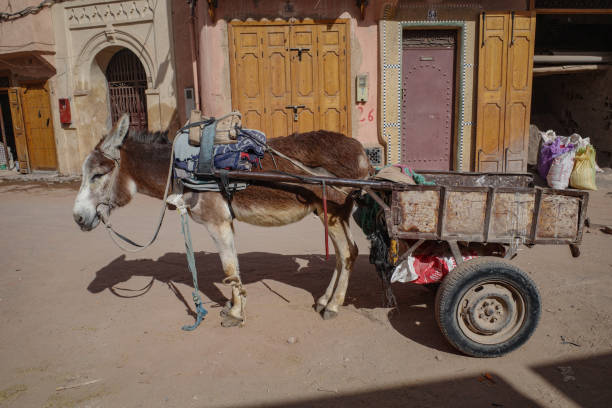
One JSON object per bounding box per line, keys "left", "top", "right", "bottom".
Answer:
{"left": 94, "top": 145, "right": 174, "bottom": 253}
{"left": 95, "top": 150, "right": 121, "bottom": 226}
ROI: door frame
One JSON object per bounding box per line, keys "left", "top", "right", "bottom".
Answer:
{"left": 379, "top": 21, "right": 467, "bottom": 169}
{"left": 401, "top": 23, "right": 466, "bottom": 170}
{"left": 19, "top": 80, "right": 58, "bottom": 171}
{"left": 228, "top": 19, "right": 352, "bottom": 137}
{"left": 400, "top": 29, "right": 458, "bottom": 170}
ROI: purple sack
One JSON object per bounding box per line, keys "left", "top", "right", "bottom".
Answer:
{"left": 538, "top": 137, "right": 575, "bottom": 179}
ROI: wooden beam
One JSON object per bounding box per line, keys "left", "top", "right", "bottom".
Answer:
{"left": 535, "top": 8, "right": 612, "bottom": 14}
{"left": 533, "top": 64, "right": 610, "bottom": 76}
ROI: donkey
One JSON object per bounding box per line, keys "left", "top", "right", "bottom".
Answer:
{"left": 73, "top": 114, "right": 372, "bottom": 326}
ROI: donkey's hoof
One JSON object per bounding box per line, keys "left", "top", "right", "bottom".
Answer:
{"left": 219, "top": 301, "right": 233, "bottom": 318}
{"left": 221, "top": 314, "right": 244, "bottom": 327}
{"left": 322, "top": 309, "right": 338, "bottom": 320}
{"left": 314, "top": 303, "right": 326, "bottom": 313}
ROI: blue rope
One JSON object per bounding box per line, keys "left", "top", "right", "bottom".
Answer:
{"left": 178, "top": 209, "right": 208, "bottom": 331}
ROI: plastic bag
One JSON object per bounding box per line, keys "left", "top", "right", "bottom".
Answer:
{"left": 538, "top": 136, "right": 575, "bottom": 179}
{"left": 391, "top": 252, "right": 478, "bottom": 284}
{"left": 547, "top": 149, "right": 576, "bottom": 189}
{"left": 570, "top": 145, "right": 597, "bottom": 190}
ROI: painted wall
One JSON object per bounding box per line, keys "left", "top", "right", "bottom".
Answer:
{"left": 0, "top": 0, "right": 55, "bottom": 55}
{"left": 173, "top": 0, "right": 383, "bottom": 148}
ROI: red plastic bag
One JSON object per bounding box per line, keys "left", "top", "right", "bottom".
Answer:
{"left": 391, "top": 251, "right": 478, "bottom": 284}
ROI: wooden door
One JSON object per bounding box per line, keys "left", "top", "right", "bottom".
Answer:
{"left": 475, "top": 13, "right": 509, "bottom": 172}
{"left": 503, "top": 13, "right": 536, "bottom": 172}
{"left": 7, "top": 87, "right": 29, "bottom": 172}
{"left": 232, "top": 26, "right": 266, "bottom": 132}
{"left": 230, "top": 21, "right": 350, "bottom": 138}
{"left": 317, "top": 23, "right": 348, "bottom": 134}
{"left": 401, "top": 30, "right": 456, "bottom": 171}
{"left": 262, "top": 26, "right": 292, "bottom": 138}
{"left": 475, "top": 12, "right": 536, "bottom": 173}
{"left": 290, "top": 25, "right": 319, "bottom": 133}
{"left": 21, "top": 83, "right": 57, "bottom": 170}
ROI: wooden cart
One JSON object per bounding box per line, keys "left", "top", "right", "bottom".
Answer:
{"left": 214, "top": 169, "right": 589, "bottom": 357}
{"left": 362, "top": 170, "right": 588, "bottom": 357}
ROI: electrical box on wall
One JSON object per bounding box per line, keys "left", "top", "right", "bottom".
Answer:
{"left": 59, "top": 98, "right": 71, "bottom": 125}
{"left": 356, "top": 74, "right": 368, "bottom": 103}
{"left": 184, "top": 88, "right": 195, "bottom": 118}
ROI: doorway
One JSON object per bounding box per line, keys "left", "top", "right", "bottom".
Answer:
{"left": 105, "top": 49, "right": 148, "bottom": 134}
{"left": 21, "top": 82, "right": 58, "bottom": 171}
{"left": 401, "top": 30, "right": 457, "bottom": 171}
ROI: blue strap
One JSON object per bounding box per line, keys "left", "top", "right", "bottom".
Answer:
{"left": 178, "top": 209, "right": 208, "bottom": 331}
{"left": 196, "top": 121, "right": 216, "bottom": 176}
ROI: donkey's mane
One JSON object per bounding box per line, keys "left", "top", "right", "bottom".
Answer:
{"left": 126, "top": 130, "right": 170, "bottom": 145}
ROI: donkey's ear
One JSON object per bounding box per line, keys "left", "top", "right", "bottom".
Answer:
{"left": 102, "top": 114, "right": 130, "bottom": 152}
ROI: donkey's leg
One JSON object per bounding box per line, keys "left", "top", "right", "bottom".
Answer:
{"left": 190, "top": 194, "right": 246, "bottom": 327}
{"left": 314, "top": 233, "right": 342, "bottom": 313}
{"left": 316, "top": 213, "right": 359, "bottom": 320}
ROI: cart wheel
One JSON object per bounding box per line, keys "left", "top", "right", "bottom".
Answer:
{"left": 435, "top": 257, "right": 541, "bottom": 358}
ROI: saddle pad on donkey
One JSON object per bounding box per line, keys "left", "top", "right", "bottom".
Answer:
{"left": 174, "top": 128, "right": 267, "bottom": 181}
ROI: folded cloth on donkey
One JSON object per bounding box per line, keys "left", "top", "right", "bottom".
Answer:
{"left": 173, "top": 128, "right": 267, "bottom": 180}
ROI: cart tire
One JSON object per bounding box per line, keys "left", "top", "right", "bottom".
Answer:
{"left": 435, "top": 257, "right": 541, "bottom": 358}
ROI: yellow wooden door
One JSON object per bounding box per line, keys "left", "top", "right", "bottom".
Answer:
{"left": 475, "top": 13, "right": 509, "bottom": 172}
{"left": 230, "top": 21, "right": 350, "bottom": 138}
{"left": 475, "top": 12, "right": 536, "bottom": 173}
{"left": 262, "top": 25, "right": 292, "bottom": 138}
{"left": 503, "top": 12, "right": 536, "bottom": 173}
{"left": 21, "top": 83, "right": 57, "bottom": 170}
{"left": 290, "top": 24, "right": 319, "bottom": 133}
{"left": 317, "top": 23, "right": 348, "bottom": 134}
{"left": 231, "top": 26, "right": 266, "bottom": 132}
{"left": 7, "top": 87, "right": 29, "bottom": 172}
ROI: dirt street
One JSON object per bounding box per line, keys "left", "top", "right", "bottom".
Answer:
{"left": 1, "top": 174, "right": 612, "bottom": 408}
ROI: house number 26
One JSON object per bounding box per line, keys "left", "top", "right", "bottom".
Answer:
{"left": 358, "top": 106, "right": 374, "bottom": 122}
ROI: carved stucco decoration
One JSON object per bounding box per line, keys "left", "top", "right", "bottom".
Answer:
{"left": 67, "top": 0, "right": 154, "bottom": 26}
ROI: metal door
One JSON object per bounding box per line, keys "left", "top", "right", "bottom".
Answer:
{"left": 401, "top": 30, "right": 456, "bottom": 170}
{"left": 106, "top": 49, "right": 148, "bottom": 134}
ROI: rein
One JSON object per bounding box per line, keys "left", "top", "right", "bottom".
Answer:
{"left": 97, "top": 144, "right": 174, "bottom": 253}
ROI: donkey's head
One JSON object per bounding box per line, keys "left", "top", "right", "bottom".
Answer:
{"left": 73, "top": 114, "right": 133, "bottom": 231}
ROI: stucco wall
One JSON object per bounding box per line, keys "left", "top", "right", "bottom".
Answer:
{"left": 173, "top": 0, "right": 383, "bottom": 148}
{"left": 50, "top": 0, "right": 179, "bottom": 175}
{"left": 0, "top": 0, "right": 55, "bottom": 55}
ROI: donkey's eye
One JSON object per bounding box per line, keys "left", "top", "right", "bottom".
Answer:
{"left": 91, "top": 173, "right": 105, "bottom": 181}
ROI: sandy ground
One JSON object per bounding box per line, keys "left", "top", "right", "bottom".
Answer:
{"left": 1, "top": 174, "right": 612, "bottom": 408}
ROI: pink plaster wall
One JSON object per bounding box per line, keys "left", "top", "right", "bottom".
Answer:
{"left": 172, "top": 0, "right": 383, "bottom": 146}
{"left": 0, "top": 0, "right": 55, "bottom": 55}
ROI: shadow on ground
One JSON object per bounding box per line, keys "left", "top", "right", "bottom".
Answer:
{"left": 231, "top": 371, "right": 541, "bottom": 407}
{"left": 88, "top": 252, "right": 454, "bottom": 353}
{"left": 221, "top": 352, "right": 612, "bottom": 407}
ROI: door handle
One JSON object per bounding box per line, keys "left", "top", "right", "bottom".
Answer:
{"left": 289, "top": 47, "right": 310, "bottom": 61}
{"left": 510, "top": 12, "right": 515, "bottom": 46}
{"left": 285, "top": 105, "right": 306, "bottom": 121}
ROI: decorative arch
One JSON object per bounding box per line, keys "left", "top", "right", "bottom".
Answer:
{"left": 73, "top": 29, "right": 155, "bottom": 91}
